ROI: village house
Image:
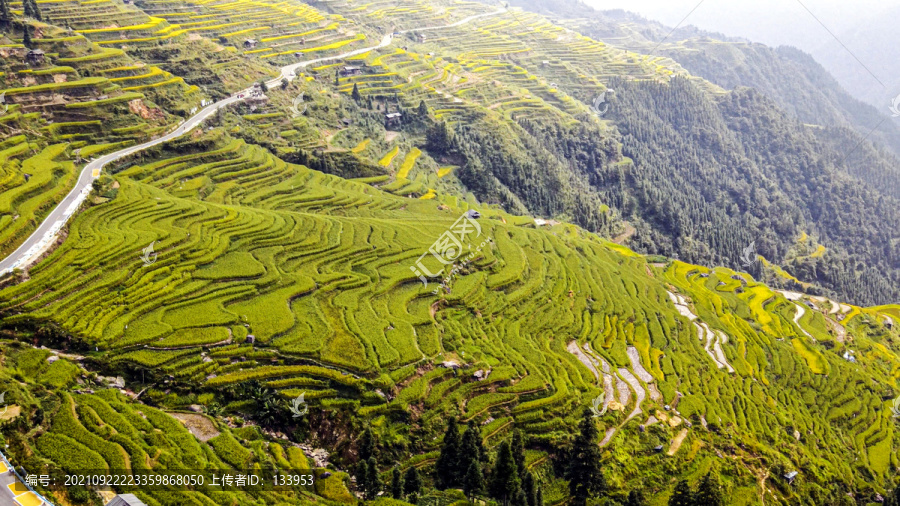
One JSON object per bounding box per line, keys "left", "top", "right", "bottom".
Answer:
{"left": 25, "top": 49, "right": 45, "bottom": 65}
{"left": 384, "top": 111, "right": 402, "bottom": 128}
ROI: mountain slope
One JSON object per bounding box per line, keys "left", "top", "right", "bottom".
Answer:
{"left": 488, "top": 0, "right": 900, "bottom": 306}
{"left": 2, "top": 1, "right": 900, "bottom": 504}
{"left": 13, "top": 0, "right": 900, "bottom": 305}
{"left": 1, "top": 128, "right": 900, "bottom": 504}
{"left": 810, "top": 4, "right": 900, "bottom": 111}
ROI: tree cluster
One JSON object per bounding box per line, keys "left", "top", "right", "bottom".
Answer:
{"left": 355, "top": 426, "right": 423, "bottom": 502}
{"left": 565, "top": 409, "right": 606, "bottom": 506}
{"left": 434, "top": 416, "right": 542, "bottom": 506}
{"left": 21, "top": 0, "right": 40, "bottom": 20}
{"left": 0, "top": 0, "right": 11, "bottom": 29}
{"left": 601, "top": 76, "right": 900, "bottom": 305}
{"left": 668, "top": 473, "right": 724, "bottom": 506}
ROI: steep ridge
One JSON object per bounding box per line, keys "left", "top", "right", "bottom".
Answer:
{"left": 481, "top": 0, "right": 900, "bottom": 306}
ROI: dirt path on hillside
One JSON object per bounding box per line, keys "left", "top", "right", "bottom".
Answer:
{"left": 599, "top": 427, "right": 616, "bottom": 447}
{"left": 693, "top": 322, "right": 734, "bottom": 373}
{"left": 695, "top": 322, "right": 722, "bottom": 368}
{"left": 626, "top": 346, "right": 653, "bottom": 383}
{"left": 575, "top": 342, "right": 616, "bottom": 411}
{"left": 618, "top": 369, "right": 645, "bottom": 422}
{"left": 567, "top": 341, "right": 599, "bottom": 379}
{"left": 647, "top": 383, "right": 662, "bottom": 402}
{"left": 668, "top": 291, "right": 697, "bottom": 320}
{"left": 712, "top": 330, "right": 735, "bottom": 373}
{"left": 667, "top": 428, "right": 689, "bottom": 456}
{"left": 612, "top": 222, "right": 636, "bottom": 244}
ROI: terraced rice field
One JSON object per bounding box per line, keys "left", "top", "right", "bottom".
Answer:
{"left": 0, "top": 132, "right": 779, "bottom": 450}
{"left": 5, "top": 344, "right": 320, "bottom": 504}
{"left": 316, "top": 0, "right": 700, "bottom": 134}
{"left": 2, "top": 0, "right": 900, "bottom": 500}
{"left": 0, "top": 22, "right": 192, "bottom": 258}
{"left": 135, "top": 0, "right": 361, "bottom": 66}
{"left": 11, "top": 126, "right": 869, "bottom": 489}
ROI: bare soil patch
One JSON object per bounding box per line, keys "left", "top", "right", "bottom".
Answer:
{"left": 170, "top": 412, "right": 220, "bottom": 442}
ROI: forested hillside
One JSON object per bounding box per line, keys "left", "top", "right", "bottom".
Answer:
{"left": 488, "top": 0, "right": 900, "bottom": 306}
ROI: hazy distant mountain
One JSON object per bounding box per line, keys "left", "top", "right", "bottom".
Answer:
{"left": 810, "top": 5, "right": 900, "bottom": 112}
{"left": 575, "top": 0, "right": 900, "bottom": 113}
{"left": 532, "top": 1, "right": 900, "bottom": 159}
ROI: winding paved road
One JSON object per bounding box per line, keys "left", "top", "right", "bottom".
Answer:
{"left": 0, "top": 7, "right": 506, "bottom": 276}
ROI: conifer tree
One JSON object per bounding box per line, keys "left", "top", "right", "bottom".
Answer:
{"left": 463, "top": 462, "right": 484, "bottom": 501}
{"left": 22, "top": 24, "right": 33, "bottom": 49}
{"left": 0, "top": 0, "right": 11, "bottom": 30}
{"left": 403, "top": 467, "right": 422, "bottom": 497}
{"left": 426, "top": 122, "right": 452, "bottom": 155}
{"left": 435, "top": 416, "right": 461, "bottom": 489}
{"left": 391, "top": 467, "right": 403, "bottom": 499}
{"left": 513, "top": 487, "right": 528, "bottom": 506}
{"left": 695, "top": 473, "right": 723, "bottom": 506}
{"left": 459, "top": 421, "right": 485, "bottom": 476}
{"left": 884, "top": 487, "right": 900, "bottom": 506}
{"left": 359, "top": 426, "right": 376, "bottom": 462}
{"left": 355, "top": 461, "right": 367, "bottom": 496}
{"left": 355, "top": 426, "right": 377, "bottom": 494}
{"left": 489, "top": 441, "right": 520, "bottom": 506}
{"left": 351, "top": 83, "right": 361, "bottom": 102}
{"left": 625, "top": 489, "right": 647, "bottom": 506}
{"left": 523, "top": 472, "right": 538, "bottom": 506}
{"left": 364, "top": 457, "right": 380, "bottom": 500}
{"left": 23, "top": 0, "right": 33, "bottom": 18}
{"left": 566, "top": 409, "right": 605, "bottom": 505}
{"left": 30, "top": 0, "right": 40, "bottom": 21}
{"left": 417, "top": 100, "right": 428, "bottom": 117}
{"left": 668, "top": 480, "right": 693, "bottom": 506}
{"left": 511, "top": 429, "right": 526, "bottom": 477}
